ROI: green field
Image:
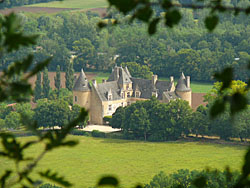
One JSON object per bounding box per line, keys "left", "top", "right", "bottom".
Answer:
{"left": 0, "top": 136, "right": 246, "bottom": 187}
{"left": 26, "top": 0, "right": 108, "bottom": 9}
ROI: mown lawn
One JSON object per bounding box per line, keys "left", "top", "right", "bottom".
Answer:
{"left": 26, "top": 0, "right": 108, "bottom": 9}
{"left": 0, "top": 136, "right": 246, "bottom": 187}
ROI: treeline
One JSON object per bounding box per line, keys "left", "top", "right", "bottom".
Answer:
{"left": 110, "top": 96, "right": 250, "bottom": 142}
{"left": 0, "top": 0, "right": 58, "bottom": 9}
{"left": 2, "top": 4, "right": 250, "bottom": 82}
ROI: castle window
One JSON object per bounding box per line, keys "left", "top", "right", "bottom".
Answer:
{"left": 121, "top": 92, "right": 124, "bottom": 99}
{"left": 127, "top": 92, "right": 130, "bottom": 98}
{"left": 135, "top": 92, "right": 140, "bottom": 98}
{"left": 127, "top": 102, "right": 130, "bottom": 105}
{"left": 126, "top": 84, "right": 129, "bottom": 90}
{"left": 108, "top": 105, "right": 112, "bottom": 111}
{"left": 75, "top": 96, "right": 77, "bottom": 102}
{"left": 121, "top": 102, "right": 123, "bottom": 107}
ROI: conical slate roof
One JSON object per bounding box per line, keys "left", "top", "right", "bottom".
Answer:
{"left": 176, "top": 72, "right": 191, "bottom": 92}
{"left": 118, "top": 67, "right": 132, "bottom": 85}
{"left": 73, "top": 69, "right": 91, "bottom": 91}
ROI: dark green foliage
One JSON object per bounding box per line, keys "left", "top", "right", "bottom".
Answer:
{"left": 91, "top": 130, "right": 106, "bottom": 138}
{"left": 98, "top": 176, "right": 119, "bottom": 187}
{"left": 111, "top": 98, "right": 192, "bottom": 141}
{"left": 42, "top": 67, "right": 50, "bottom": 99}
{"left": 54, "top": 65, "right": 61, "bottom": 91}
{"left": 34, "top": 99, "right": 70, "bottom": 129}
{"left": 40, "top": 184, "right": 62, "bottom": 188}
{"left": 65, "top": 62, "right": 74, "bottom": 91}
{"left": 145, "top": 169, "right": 241, "bottom": 188}
{"left": 34, "top": 71, "right": 42, "bottom": 101}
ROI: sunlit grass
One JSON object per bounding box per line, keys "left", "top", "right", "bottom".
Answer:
{"left": 26, "top": 0, "right": 108, "bottom": 9}
{"left": 0, "top": 136, "right": 245, "bottom": 187}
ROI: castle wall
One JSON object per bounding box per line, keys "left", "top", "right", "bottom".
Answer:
{"left": 90, "top": 87, "right": 104, "bottom": 124}
{"left": 102, "top": 99, "right": 126, "bottom": 117}
{"left": 176, "top": 90, "right": 192, "bottom": 106}
{"left": 73, "top": 91, "right": 91, "bottom": 110}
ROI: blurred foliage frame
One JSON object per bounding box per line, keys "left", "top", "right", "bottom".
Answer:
{"left": 0, "top": 0, "right": 250, "bottom": 187}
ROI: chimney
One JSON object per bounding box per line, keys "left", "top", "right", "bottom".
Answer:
{"left": 102, "top": 79, "right": 106, "bottom": 83}
{"left": 152, "top": 75, "right": 158, "bottom": 85}
{"left": 92, "top": 79, "right": 97, "bottom": 87}
{"left": 186, "top": 76, "right": 190, "bottom": 88}
{"left": 170, "top": 76, "right": 174, "bottom": 83}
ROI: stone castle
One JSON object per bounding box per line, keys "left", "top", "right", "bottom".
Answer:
{"left": 73, "top": 66, "right": 192, "bottom": 124}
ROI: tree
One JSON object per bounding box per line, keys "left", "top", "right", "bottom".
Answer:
{"left": 65, "top": 61, "right": 74, "bottom": 91}
{"left": 121, "top": 62, "right": 153, "bottom": 79}
{"left": 34, "top": 99, "right": 70, "bottom": 129}
{"left": 110, "top": 107, "right": 125, "bottom": 130}
{"left": 5, "top": 111, "right": 21, "bottom": 130}
{"left": 54, "top": 65, "right": 61, "bottom": 91}
{"left": 42, "top": 67, "right": 50, "bottom": 98}
{"left": 34, "top": 71, "right": 42, "bottom": 101}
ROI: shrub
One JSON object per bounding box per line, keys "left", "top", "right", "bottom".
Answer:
{"left": 91, "top": 130, "right": 106, "bottom": 138}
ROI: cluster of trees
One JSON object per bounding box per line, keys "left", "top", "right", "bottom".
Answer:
{"left": 145, "top": 169, "right": 240, "bottom": 188}
{"left": 2, "top": 5, "right": 250, "bottom": 82}
{"left": 34, "top": 64, "right": 74, "bottom": 102}
{"left": 0, "top": 0, "right": 58, "bottom": 9}
{"left": 0, "top": 99, "right": 87, "bottom": 130}
{"left": 121, "top": 62, "right": 153, "bottom": 79}
{"left": 110, "top": 82, "right": 250, "bottom": 142}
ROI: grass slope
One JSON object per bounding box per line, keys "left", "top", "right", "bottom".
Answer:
{"left": 0, "top": 136, "right": 246, "bottom": 187}
{"left": 26, "top": 0, "right": 108, "bottom": 9}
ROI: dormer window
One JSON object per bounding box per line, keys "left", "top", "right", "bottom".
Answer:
{"left": 108, "top": 94, "right": 112, "bottom": 100}
{"left": 126, "top": 84, "right": 129, "bottom": 90}
{"left": 152, "top": 91, "right": 158, "bottom": 98}
{"left": 135, "top": 91, "right": 140, "bottom": 98}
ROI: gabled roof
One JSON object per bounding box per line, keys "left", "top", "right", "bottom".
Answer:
{"left": 73, "top": 69, "right": 91, "bottom": 91}
{"left": 176, "top": 72, "right": 191, "bottom": 92}
{"left": 95, "top": 81, "right": 122, "bottom": 101}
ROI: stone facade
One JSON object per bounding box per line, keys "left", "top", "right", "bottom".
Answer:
{"left": 73, "top": 66, "right": 192, "bottom": 124}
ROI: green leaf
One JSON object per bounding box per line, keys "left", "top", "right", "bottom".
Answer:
{"left": 245, "top": 6, "right": 250, "bottom": 14}
{"left": 39, "top": 170, "right": 72, "bottom": 187}
{"left": 210, "top": 99, "right": 225, "bottom": 118}
{"left": 0, "top": 170, "right": 12, "bottom": 188}
{"left": 148, "top": 18, "right": 160, "bottom": 35}
{"left": 165, "top": 10, "right": 182, "bottom": 28}
{"left": 26, "top": 58, "right": 51, "bottom": 79}
{"left": 97, "top": 21, "right": 107, "bottom": 29}
{"left": 193, "top": 176, "right": 207, "bottom": 188}
{"left": 205, "top": 15, "right": 219, "bottom": 32}
{"left": 134, "top": 6, "right": 153, "bottom": 22}
{"left": 230, "top": 92, "right": 247, "bottom": 115}
{"left": 107, "top": 0, "right": 138, "bottom": 14}
{"left": 214, "top": 67, "right": 233, "bottom": 91}
{"left": 98, "top": 176, "right": 119, "bottom": 187}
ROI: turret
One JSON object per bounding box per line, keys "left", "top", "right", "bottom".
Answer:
{"left": 73, "top": 68, "right": 91, "bottom": 110}
{"left": 175, "top": 72, "right": 192, "bottom": 106}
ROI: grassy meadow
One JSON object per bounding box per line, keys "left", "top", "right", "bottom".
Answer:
{"left": 0, "top": 136, "right": 246, "bottom": 187}
{"left": 26, "top": 0, "right": 108, "bottom": 9}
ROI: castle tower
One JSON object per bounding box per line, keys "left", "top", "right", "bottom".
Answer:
{"left": 175, "top": 72, "right": 192, "bottom": 106}
{"left": 117, "top": 67, "right": 133, "bottom": 98}
{"left": 73, "top": 69, "right": 91, "bottom": 110}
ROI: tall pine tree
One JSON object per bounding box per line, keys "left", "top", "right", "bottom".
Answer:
{"left": 34, "top": 71, "right": 42, "bottom": 101}
{"left": 42, "top": 67, "right": 50, "bottom": 98}
{"left": 65, "top": 61, "right": 74, "bottom": 91}
{"left": 54, "top": 65, "right": 61, "bottom": 90}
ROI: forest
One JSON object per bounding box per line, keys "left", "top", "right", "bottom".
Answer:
{"left": 1, "top": 0, "right": 250, "bottom": 83}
